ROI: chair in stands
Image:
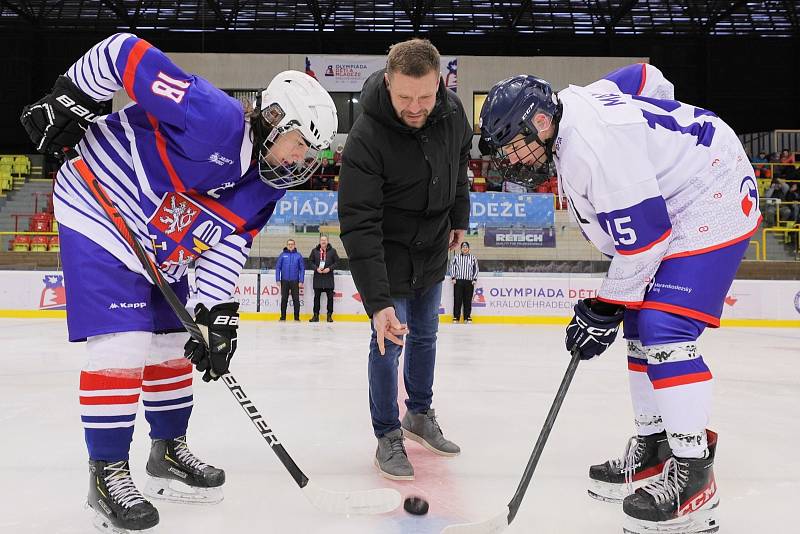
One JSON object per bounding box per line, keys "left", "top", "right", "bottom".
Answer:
{"left": 30, "top": 235, "right": 49, "bottom": 252}
{"left": 13, "top": 156, "right": 30, "bottom": 173}
{"left": 48, "top": 235, "right": 60, "bottom": 252}
{"left": 30, "top": 212, "right": 53, "bottom": 233}
{"left": 0, "top": 170, "right": 12, "bottom": 193}
{"left": 12, "top": 235, "right": 31, "bottom": 252}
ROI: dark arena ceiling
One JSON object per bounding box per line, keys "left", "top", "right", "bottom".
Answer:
{"left": 0, "top": 1, "right": 797, "bottom": 38}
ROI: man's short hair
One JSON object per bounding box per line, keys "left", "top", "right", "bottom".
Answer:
{"left": 386, "top": 39, "right": 441, "bottom": 78}
{"left": 286, "top": 239, "right": 295, "bottom": 244}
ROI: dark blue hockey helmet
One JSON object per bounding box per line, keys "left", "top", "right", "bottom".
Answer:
{"left": 479, "top": 75, "right": 562, "bottom": 189}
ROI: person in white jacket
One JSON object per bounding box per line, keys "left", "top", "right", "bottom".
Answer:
{"left": 479, "top": 64, "right": 761, "bottom": 534}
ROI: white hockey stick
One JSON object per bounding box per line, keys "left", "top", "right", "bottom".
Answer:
{"left": 441, "top": 350, "right": 581, "bottom": 533}
{"left": 69, "top": 151, "right": 401, "bottom": 516}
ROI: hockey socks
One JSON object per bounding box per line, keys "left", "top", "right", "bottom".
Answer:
{"left": 645, "top": 342, "right": 713, "bottom": 458}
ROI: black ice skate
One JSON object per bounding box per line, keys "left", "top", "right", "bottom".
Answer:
{"left": 588, "top": 431, "right": 672, "bottom": 503}
{"left": 87, "top": 459, "right": 159, "bottom": 533}
{"left": 622, "top": 431, "right": 719, "bottom": 534}
{"left": 144, "top": 435, "right": 225, "bottom": 505}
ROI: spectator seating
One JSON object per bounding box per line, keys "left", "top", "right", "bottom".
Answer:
{"left": 11, "top": 235, "right": 31, "bottom": 252}
{"left": 0, "top": 155, "right": 31, "bottom": 194}
{"left": 30, "top": 235, "right": 49, "bottom": 252}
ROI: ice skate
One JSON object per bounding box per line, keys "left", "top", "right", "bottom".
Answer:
{"left": 87, "top": 459, "right": 159, "bottom": 533}
{"left": 144, "top": 435, "right": 225, "bottom": 505}
{"left": 622, "top": 437, "right": 719, "bottom": 534}
{"left": 588, "top": 431, "right": 671, "bottom": 503}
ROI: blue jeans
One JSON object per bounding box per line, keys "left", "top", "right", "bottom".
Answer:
{"left": 368, "top": 283, "right": 442, "bottom": 437}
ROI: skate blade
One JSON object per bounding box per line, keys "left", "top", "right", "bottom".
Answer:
{"left": 89, "top": 508, "right": 158, "bottom": 534}
{"left": 588, "top": 477, "right": 656, "bottom": 504}
{"left": 622, "top": 498, "right": 720, "bottom": 534}
{"left": 144, "top": 476, "right": 223, "bottom": 505}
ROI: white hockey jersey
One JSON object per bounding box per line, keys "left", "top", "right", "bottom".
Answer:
{"left": 554, "top": 65, "right": 761, "bottom": 306}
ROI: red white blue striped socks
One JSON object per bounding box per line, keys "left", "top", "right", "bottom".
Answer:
{"left": 628, "top": 340, "right": 713, "bottom": 458}
{"left": 79, "top": 332, "right": 193, "bottom": 461}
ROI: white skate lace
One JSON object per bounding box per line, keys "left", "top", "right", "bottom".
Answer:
{"left": 174, "top": 436, "right": 209, "bottom": 471}
{"left": 105, "top": 461, "right": 146, "bottom": 509}
{"left": 641, "top": 457, "right": 689, "bottom": 507}
{"left": 607, "top": 436, "right": 644, "bottom": 494}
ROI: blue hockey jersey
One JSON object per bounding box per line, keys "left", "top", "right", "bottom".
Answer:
{"left": 53, "top": 33, "right": 284, "bottom": 306}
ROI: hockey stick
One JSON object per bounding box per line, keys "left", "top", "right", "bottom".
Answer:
{"left": 441, "top": 349, "right": 581, "bottom": 534}
{"left": 66, "top": 150, "right": 401, "bottom": 515}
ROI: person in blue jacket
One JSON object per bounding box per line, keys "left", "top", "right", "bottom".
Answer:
{"left": 275, "top": 238, "right": 305, "bottom": 321}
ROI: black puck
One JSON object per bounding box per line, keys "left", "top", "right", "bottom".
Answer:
{"left": 403, "top": 496, "right": 429, "bottom": 515}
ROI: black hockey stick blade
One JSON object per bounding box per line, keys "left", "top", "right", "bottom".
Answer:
{"left": 67, "top": 150, "right": 401, "bottom": 515}
{"left": 441, "top": 349, "right": 581, "bottom": 534}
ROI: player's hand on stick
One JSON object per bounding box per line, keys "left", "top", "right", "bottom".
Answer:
{"left": 20, "top": 76, "right": 102, "bottom": 158}
{"left": 565, "top": 298, "right": 624, "bottom": 360}
{"left": 184, "top": 302, "right": 240, "bottom": 382}
{"left": 372, "top": 307, "right": 409, "bottom": 356}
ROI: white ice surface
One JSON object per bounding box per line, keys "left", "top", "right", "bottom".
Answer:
{"left": 0, "top": 319, "right": 797, "bottom": 534}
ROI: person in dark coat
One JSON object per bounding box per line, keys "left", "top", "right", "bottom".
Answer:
{"left": 308, "top": 235, "right": 339, "bottom": 322}
{"left": 275, "top": 239, "right": 305, "bottom": 321}
{"left": 338, "top": 38, "right": 472, "bottom": 480}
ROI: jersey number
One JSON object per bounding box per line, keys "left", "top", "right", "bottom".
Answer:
{"left": 151, "top": 72, "right": 190, "bottom": 104}
{"left": 633, "top": 96, "right": 716, "bottom": 147}
{"left": 605, "top": 216, "right": 637, "bottom": 246}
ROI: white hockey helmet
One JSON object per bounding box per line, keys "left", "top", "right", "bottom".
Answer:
{"left": 256, "top": 70, "right": 338, "bottom": 189}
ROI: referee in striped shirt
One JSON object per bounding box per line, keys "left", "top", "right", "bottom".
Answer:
{"left": 450, "top": 242, "right": 479, "bottom": 323}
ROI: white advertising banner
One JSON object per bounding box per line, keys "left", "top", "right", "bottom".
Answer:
{"left": 305, "top": 55, "right": 458, "bottom": 92}
{"left": 2, "top": 270, "right": 799, "bottom": 324}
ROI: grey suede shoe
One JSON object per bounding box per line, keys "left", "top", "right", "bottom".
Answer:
{"left": 401, "top": 408, "right": 461, "bottom": 457}
{"left": 374, "top": 429, "right": 414, "bottom": 480}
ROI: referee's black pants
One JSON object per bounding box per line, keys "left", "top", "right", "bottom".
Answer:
{"left": 453, "top": 279, "right": 474, "bottom": 320}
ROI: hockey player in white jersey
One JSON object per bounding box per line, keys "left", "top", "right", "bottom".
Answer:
{"left": 20, "top": 33, "right": 337, "bottom": 533}
{"left": 480, "top": 64, "right": 760, "bottom": 533}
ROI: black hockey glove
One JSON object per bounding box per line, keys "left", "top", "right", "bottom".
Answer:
{"left": 184, "top": 302, "right": 240, "bottom": 382}
{"left": 20, "top": 75, "right": 103, "bottom": 158}
{"left": 565, "top": 298, "right": 625, "bottom": 360}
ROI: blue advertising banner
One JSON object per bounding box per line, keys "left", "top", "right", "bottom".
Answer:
{"left": 268, "top": 191, "right": 339, "bottom": 225}
{"left": 266, "top": 191, "right": 554, "bottom": 227}
{"left": 469, "top": 192, "right": 554, "bottom": 227}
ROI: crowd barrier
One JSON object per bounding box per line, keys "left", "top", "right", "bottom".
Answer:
{"left": 1, "top": 270, "right": 798, "bottom": 327}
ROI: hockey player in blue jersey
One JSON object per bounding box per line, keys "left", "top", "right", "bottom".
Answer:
{"left": 479, "top": 64, "right": 760, "bottom": 534}
{"left": 21, "top": 33, "right": 337, "bottom": 533}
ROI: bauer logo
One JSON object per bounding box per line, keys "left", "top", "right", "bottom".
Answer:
{"left": 39, "top": 274, "right": 66, "bottom": 310}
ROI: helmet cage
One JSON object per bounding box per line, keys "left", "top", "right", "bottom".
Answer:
{"left": 490, "top": 125, "right": 552, "bottom": 190}
{"left": 254, "top": 101, "right": 322, "bottom": 189}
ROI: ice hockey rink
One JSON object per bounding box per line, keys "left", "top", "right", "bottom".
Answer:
{"left": 0, "top": 318, "right": 797, "bottom": 534}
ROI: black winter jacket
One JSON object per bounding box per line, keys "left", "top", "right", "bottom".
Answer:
{"left": 308, "top": 244, "right": 339, "bottom": 289}
{"left": 338, "top": 69, "right": 472, "bottom": 315}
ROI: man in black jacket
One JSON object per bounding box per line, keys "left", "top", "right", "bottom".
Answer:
{"left": 338, "top": 39, "right": 472, "bottom": 480}
{"left": 308, "top": 235, "right": 339, "bottom": 322}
